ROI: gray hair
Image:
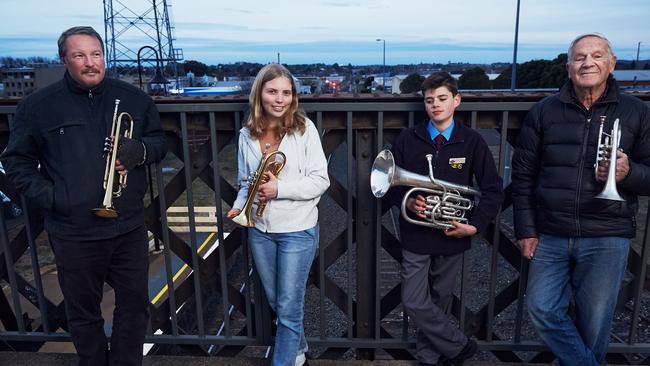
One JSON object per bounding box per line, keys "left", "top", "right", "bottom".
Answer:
{"left": 57, "top": 26, "right": 104, "bottom": 58}
{"left": 567, "top": 33, "right": 614, "bottom": 61}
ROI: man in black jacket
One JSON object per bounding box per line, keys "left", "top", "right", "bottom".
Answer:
{"left": 512, "top": 33, "right": 650, "bottom": 366}
{"left": 1, "top": 26, "right": 167, "bottom": 366}
{"left": 386, "top": 72, "right": 503, "bottom": 366}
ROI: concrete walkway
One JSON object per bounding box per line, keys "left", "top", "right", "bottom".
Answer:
{"left": 0, "top": 352, "right": 540, "bottom": 366}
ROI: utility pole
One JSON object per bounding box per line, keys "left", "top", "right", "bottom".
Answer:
{"left": 637, "top": 42, "right": 642, "bottom": 68}
{"left": 376, "top": 38, "right": 386, "bottom": 90}
{"left": 510, "top": 0, "right": 521, "bottom": 91}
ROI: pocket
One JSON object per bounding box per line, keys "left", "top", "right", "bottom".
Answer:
{"left": 52, "top": 181, "right": 70, "bottom": 216}
{"left": 44, "top": 120, "right": 89, "bottom": 164}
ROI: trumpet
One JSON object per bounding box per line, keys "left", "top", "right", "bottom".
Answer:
{"left": 232, "top": 145, "right": 286, "bottom": 227}
{"left": 92, "top": 99, "right": 134, "bottom": 218}
{"left": 594, "top": 116, "right": 624, "bottom": 201}
{"left": 370, "top": 149, "right": 480, "bottom": 230}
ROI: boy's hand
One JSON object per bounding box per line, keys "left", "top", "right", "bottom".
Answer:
{"left": 406, "top": 195, "right": 427, "bottom": 219}
{"left": 443, "top": 220, "right": 477, "bottom": 238}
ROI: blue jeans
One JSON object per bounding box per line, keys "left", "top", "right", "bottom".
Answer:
{"left": 249, "top": 225, "right": 318, "bottom": 366}
{"left": 527, "top": 234, "right": 630, "bottom": 366}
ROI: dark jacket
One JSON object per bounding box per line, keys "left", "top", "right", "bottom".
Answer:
{"left": 387, "top": 120, "right": 504, "bottom": 256}
{"left": 1, "top": 71, "right": 167, "bottom": 240}
{"left": 512, "top": 77, "right": 650, "bottom": 239}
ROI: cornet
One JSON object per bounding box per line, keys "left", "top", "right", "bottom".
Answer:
{"left": 594, "top": 116, "right": 624, "bottom": 201}
{"left": 92, "top": 99, "right": 135, "bottom": 218}
{"left": 232, "top": 145, "right": 286, "bottom": 227}
{"left": 370, "top": 149, "right": 480, "bottom": 230}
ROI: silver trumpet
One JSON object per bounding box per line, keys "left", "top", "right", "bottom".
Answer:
{"left": 370, "top": 149, "right": 480, "bottom": 230}
{"left": 594, "top": 117, "right": 624, "bottom": 201}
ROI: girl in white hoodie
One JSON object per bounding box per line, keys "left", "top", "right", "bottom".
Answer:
{"left": 227, "top": 64, "right": 329, "bottom": 366}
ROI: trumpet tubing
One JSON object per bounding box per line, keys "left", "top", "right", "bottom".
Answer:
{"left": 232, "top": 150, "right": 286, "bottom": 227}
{"left": 93, "top": 99, "right": 135, "bottom": 218}
{"left": 594, "top": 117, "right": 624, "bottom": 201}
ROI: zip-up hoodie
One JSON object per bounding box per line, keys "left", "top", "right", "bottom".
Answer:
{"left": 387, "top": 120, "right": 504, "bottom": 256}
{"left": 233, "top": 118, "right": 330, "bottom": 233}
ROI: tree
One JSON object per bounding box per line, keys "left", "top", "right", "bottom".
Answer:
{"left": 493, "top": 53, "right": 568, "bottom": 89}
{"left": 180, "top": 60, "right": 210, "bottom": 76}
{"left": 361, "top": 76, "right": 375, "bottom": 93}
{"left": 399, "top": 73, "right": 425, "bottom": 94}
{"left": 458, "top": 67, "right": 490, "bottom": 89}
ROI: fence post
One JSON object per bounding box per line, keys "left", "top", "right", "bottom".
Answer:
{"left": 355, "top": 129, "right": 377, "bottom": 359}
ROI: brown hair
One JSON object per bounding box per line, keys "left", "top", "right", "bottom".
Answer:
{"left": 421, "top": 71, "right": 459, "bottom": 96}
{"left": 58, "top": 26, "right": 104, "bottom": 58}
{"left": 247, "top": 64, "right": 306, "bottom": 138}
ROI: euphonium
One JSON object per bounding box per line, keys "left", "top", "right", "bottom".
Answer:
{"left": 232, "top": 145, "right": 286, "bottom": 227}
{"left": 594, "top": 116, "right": 624, "bottom": 201}
{"left": 370, "top": 149, "right": 480, "bottom": 230}
{"left": 92, "top": 99, "right": 135, "bottom": 218}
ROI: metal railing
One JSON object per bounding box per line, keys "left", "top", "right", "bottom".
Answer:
{"left": 1, "top": 95, "right": 650, "bottom": 363}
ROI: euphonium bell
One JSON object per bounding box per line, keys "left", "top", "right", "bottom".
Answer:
{"left": 370, "top": 149, "right": 480, "bottom": 230}
{"left": 92, "top": 99, "right": 135, "bottom": 218}
{"left": 594, "top": 117, "right": 624, "bottom": 201}
{"left": 232, "top": 146, "right": 286, "bottom": 227}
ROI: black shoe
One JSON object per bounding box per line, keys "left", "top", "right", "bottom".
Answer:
{"left": 448, "top": 338, "right": 477, "bottom": 366}
{"left": 418, "top": 363, "right": 437, "bottom": 366}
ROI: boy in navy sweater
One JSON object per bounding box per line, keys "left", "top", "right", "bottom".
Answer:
{"left": 386, "top": 72, "right": 503, "bottom": 366}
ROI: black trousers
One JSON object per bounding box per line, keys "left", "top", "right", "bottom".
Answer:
{"left": 50, "top": 225, "right": 149, "bottom": 366}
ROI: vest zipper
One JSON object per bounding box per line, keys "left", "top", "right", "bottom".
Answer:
{"left": 575, "top": 106, "right": 593, "bottom": 236}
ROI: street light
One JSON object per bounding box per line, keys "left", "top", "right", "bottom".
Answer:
{"left": 376, "top": 38, "right": 386, "bottom": 90}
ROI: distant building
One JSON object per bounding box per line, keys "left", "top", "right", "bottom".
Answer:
{"left": 450, "top": 72, "right": 501, "bottom": 81}
{"left": 1, "top": 64, "right": 65, "bottom": 97}
{"left": 390, "top": 74, "right": 410, "bottom": 94}
{"left": 612, "top": 70, "right": 650, "bottom": 89}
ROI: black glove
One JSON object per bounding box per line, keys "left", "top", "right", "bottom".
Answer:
{"left": 117, "top": 137, "right": 145, "bottom": 171}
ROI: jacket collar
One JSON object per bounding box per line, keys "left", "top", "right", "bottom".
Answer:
{"left": 558, "top": 75, "right": 620, "bottom": 105}
{"left": 64, "top": 70, "right": 106, "bottom": 96}
{"left": 414, "top": 119, "right": 467, "bottom": 144}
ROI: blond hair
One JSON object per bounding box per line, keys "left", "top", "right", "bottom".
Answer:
{"left": 247, "top": 64, "right": 306, "bottom": 138}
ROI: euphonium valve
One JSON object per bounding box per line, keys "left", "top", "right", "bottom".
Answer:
{"left": 232, "top": 145, "right": 286, "bottom": 227}
{"left": 93, "top": 99, "right": 135, "bottom": 218}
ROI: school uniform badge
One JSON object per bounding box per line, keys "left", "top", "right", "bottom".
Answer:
{"left": 449, "top": 157, "right": 466, "bottom": 169}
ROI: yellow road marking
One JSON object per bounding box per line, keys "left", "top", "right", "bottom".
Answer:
{"left": 151, "top": 232, "right": 216, "bottom": 305}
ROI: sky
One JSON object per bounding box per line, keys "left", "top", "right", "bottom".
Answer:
{"left": 0, "top": 0, "right": 649, "bottom": 66}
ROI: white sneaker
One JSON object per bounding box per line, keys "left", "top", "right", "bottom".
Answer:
{"left": 294, "top": 352, "right": 306, "bottom": 366}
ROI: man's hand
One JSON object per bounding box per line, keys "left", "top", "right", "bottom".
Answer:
{"left": 596, "top": 149, "right": 630, "bottom": 182}
{"left": 116, "top": 137, "right": 145, "bottom": 173}
{"left": 517, "top": 237, "right": 539, "bottom": 260}
{"left": 443, "top": 221, "right": 477, "bottom": 238}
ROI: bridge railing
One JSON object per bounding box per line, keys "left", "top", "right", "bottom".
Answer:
{"left": 1, "top": 95, "right": 649, "bottom": 363}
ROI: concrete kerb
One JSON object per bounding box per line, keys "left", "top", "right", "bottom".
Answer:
{"left": 0, "top": 352, "right": 557, "bottom": 366}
